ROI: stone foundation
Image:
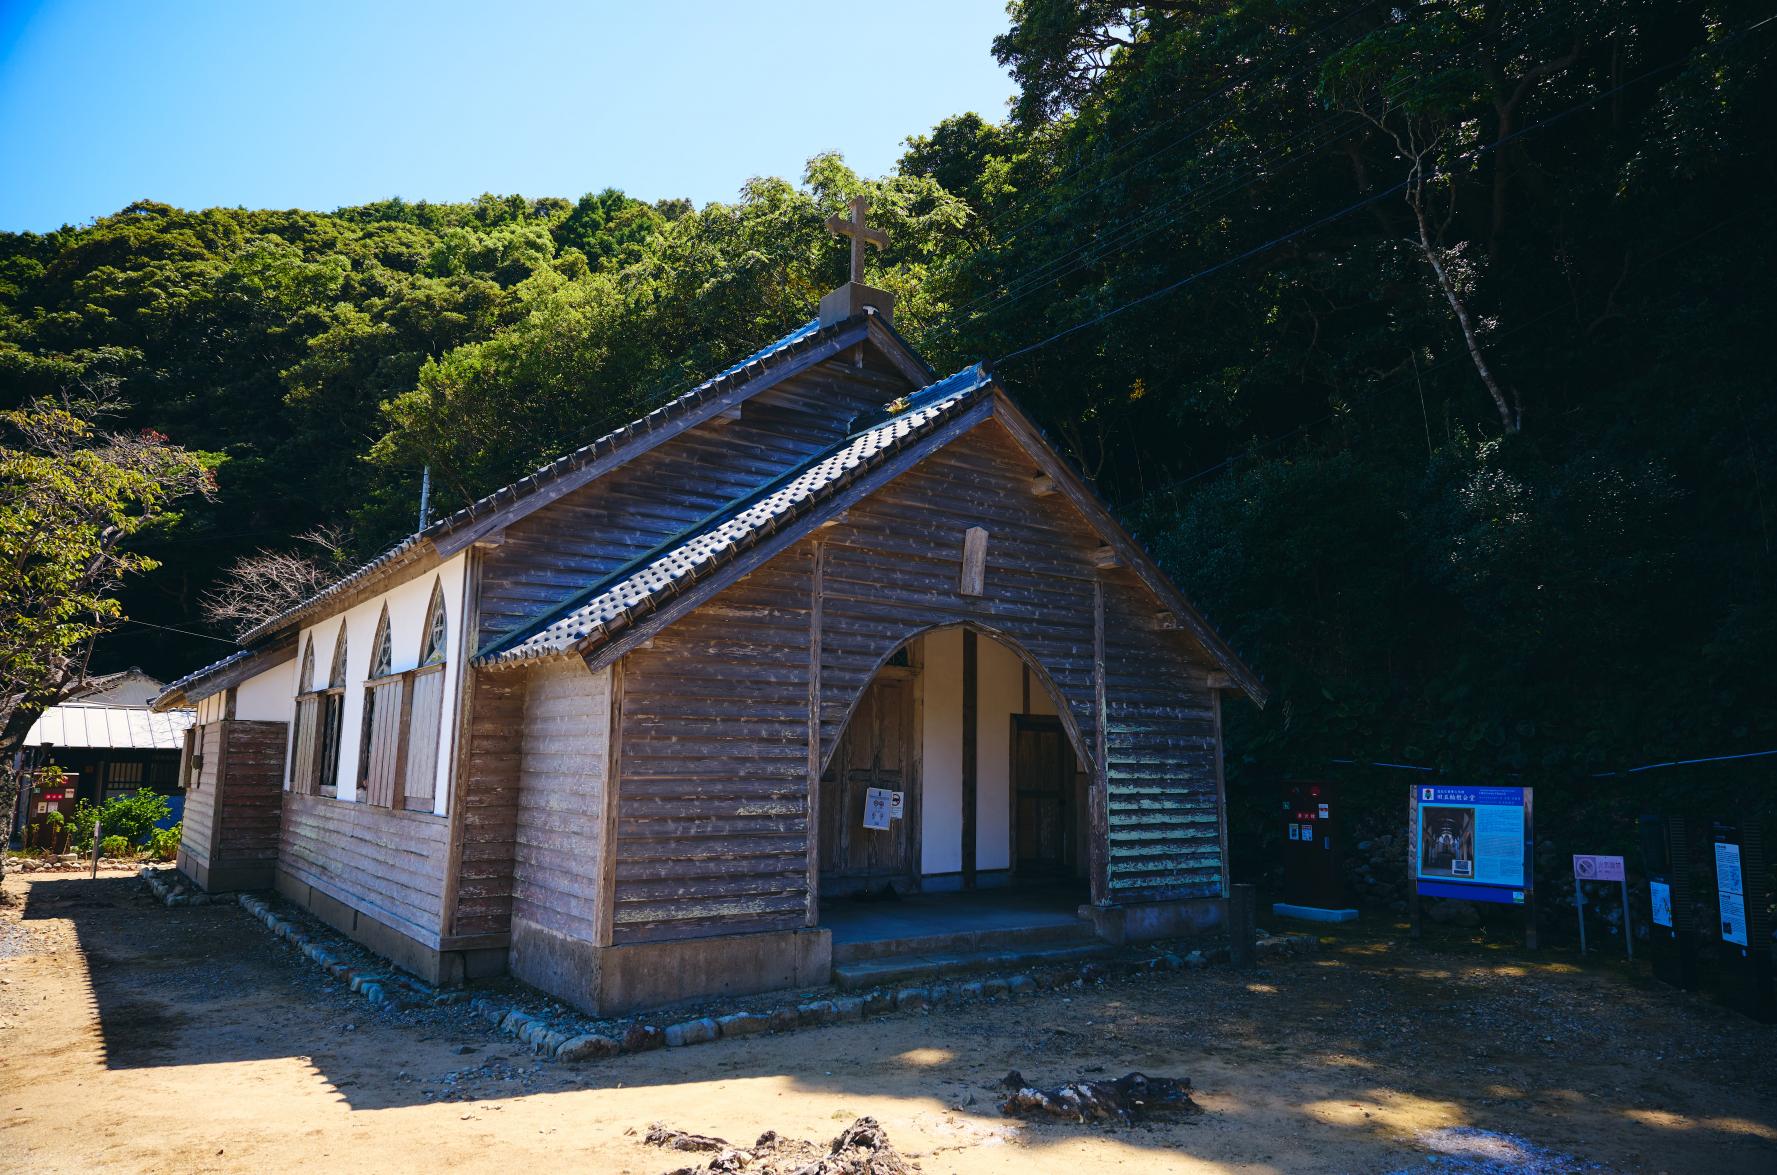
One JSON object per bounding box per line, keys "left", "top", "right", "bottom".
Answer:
{"left": 595, "top": 927, "right": 833, "bottom": 1016}
{"left": 1083, "top": 896, "right": 1227, "bottom": 945}
{"left": 273, "top": 868, "right": 504, "bottom": 987}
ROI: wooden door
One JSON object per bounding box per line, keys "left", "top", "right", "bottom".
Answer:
{"left": 820, "top": 670, "right": 916, "bottom": 888}
{"left": 1013, "top": 715, "right": 1076, "bottom": 875}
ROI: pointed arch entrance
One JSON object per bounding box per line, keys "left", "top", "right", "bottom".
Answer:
{"left": 816, "top": 622, "right": 1093, "bottom": 910}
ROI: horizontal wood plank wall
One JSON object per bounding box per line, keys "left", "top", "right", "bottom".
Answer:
{"left": 1099, "top": 575, "right": 1223, "bottom": 900}
{"left": 179, "top": 721, "right": 224, "bottom": 871}
{"left": 215, "top": 720, "right": 288, "bottom": 869}
{"left": 512, "top": 660, "right": 611, "bottom": 943}
{"left": 602, "top": 416, "right": 1226, "bottom": 941}
{"left": 448, "top": 671, "right": 525, "bottom": 938}
{"left": 613, "top": 547, "right": 815, "bottom": 944}
{"left": 816, "top": 425, "right": 1104, "bottom": 771}
{"left": 279, "top": 792, "right": 450, "bottom": 947}
{"left": 475, "top": 361, "right": 912, "bottom": 642}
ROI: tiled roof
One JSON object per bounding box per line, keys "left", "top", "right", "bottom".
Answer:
{"left": 151, "top": 648, "right": 254, "bottom": 707}
{"left": 26, "top": 703, "right": 195, "bottom": 751}
{"left": 476, "top": 364, "right": 993, "bottom": 668}
{"left": 234, "top": 316, "right": 854, "bottom": 646}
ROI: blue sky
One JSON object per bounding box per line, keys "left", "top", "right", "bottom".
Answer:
{"left": 0, "top": 1, "right": 1017, "bottom": 232}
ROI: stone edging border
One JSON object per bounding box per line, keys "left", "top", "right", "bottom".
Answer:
{"left": 137, "top": 868, "right": 1317, "bottom": 1064}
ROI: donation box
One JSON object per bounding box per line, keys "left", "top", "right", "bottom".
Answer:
{"left": 1279, "top": 780, "right": 1351, "bottom": 916}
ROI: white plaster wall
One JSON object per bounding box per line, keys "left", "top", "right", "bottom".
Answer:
{"left": 196, "top": 692, "right": 223, "bottom": 725}
{"left": 916, "top": 629, "right": 1055, "bottom": 877}
{"left": 291, "top": 552, "right": 467, "bottom": 813}
{"left": 233, "top": 655, "right": 296, "bottom": 723}
{"left": 920, "top": 629, "right": 964, "bottom": 875}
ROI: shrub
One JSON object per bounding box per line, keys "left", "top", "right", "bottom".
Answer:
{"left": 100, "top": 835, "right": 130, "bottom": 859}
{"left": 66, "top": 789, "right": 172, "bottom": 851}
{"left": 148, "top": 825, "right": 181, "bottom": 862}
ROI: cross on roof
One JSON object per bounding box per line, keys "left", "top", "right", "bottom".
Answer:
{"left": 826, "top": 195, "right": 888, "bottom": 285}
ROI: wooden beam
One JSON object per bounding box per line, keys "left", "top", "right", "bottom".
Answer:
{"left": 962, "top": 627, "right": 978, "bottom": 890}
{"left": 1091, "top": 544, "right": 1122, "bottom": 570}
{"left": 711, "top": 404, "right": 742, "bottom": 427}
{"left": 471, "top": 529, "right": 506, "bottom": 549}
{"left": 959, "top": 526, "right": 988, "bottom": 596}
{"left": 1154, "top": 611, "right": 1178, "bottom": 630}
{"left": 864, "top": 315, "right": 937, "bottom": 390}
{"left": 1030, "top": 472, "right": 1057, "bottom": 497}
{"left": 1205, "top": 671, "right": 1232, "bottom": 690}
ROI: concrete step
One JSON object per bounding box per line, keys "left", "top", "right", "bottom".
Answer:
{"left": 831, "top": 918, "right": 1099, "bottom": 965}
{"left": 831, "top": 939, "right": 1113, "bottom": 991}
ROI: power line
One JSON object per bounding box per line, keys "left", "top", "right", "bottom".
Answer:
{"left": 986, "top": 13, "right": 1777, "bottom": 371}
{"left": 119, "top": 618, "right": 237, "bottom": 645}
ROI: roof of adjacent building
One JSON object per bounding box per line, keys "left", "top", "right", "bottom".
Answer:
{"left": 478, "top": 364, "right": 993, "bottom": 668}
{"left": 26, "top": 703, "right": 195, "bottom": 752}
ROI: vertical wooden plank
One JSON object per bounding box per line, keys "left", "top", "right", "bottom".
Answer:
{"left": 909, "top": 636, "right": 924, "bottom": 888}
{"left": 805, "top": 541, "right": 824, "bottom": 925}
{"left": 600, "top": 658, "right": 625, "bottom": 947}
{"left": 1090, "top": 578, "right": 1108, "bottom": 907}
{"left": 962, "top": 626, "right": 977, "bottom": 890}
{"left": 959, "top": 526, "right": 988, "bottom": 596}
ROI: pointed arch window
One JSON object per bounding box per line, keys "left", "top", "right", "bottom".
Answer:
{"left": 400, "top": 580, "right": 449, "bottom": 812}
{"left": 358, "top": 607, "right": 405, "bottom": 805}
{"left": 289, "top": 637, "right": 320, "bottom": 791}
{"left": 312, "top": 624, "right": 348, "bottom": 796}
{"left": 420, "top": 582, "right": 448, "bottom": 666}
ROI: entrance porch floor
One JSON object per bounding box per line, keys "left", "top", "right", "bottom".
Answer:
{"left": 821, "top": 885, "right": 1104, "bottom": 987}
{"left": 822, "top": 885, "right": 1086, "bottom": 948}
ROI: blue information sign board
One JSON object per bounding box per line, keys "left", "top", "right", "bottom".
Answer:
{"left": 1412, "top": 785, "right": 1531, "bottom": 906}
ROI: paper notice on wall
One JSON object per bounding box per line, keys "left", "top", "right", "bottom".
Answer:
{"left": 888, "top": 791, "right": 905, "bottom": 820}
{"left": 1716, "top": 842, "right": 1748, "bottom": 946}
{"left": 862, "top": 787, "right": 893, "bottom": 831}
{"left": 1650, "top": 880, "right": 1673, "bottom": 929}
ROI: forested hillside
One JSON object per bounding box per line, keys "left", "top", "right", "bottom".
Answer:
{"left": 3, "top": 0, "right": 1772, "bottom": 839}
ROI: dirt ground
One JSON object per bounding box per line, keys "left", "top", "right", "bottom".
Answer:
{"left": 2, "top": 871, "right": 1774, "bottom": 1174}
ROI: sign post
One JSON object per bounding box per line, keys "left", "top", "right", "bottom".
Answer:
{"left": 1409, "top": 785, "right": 1536, "bottom": 946}
{"left": 1572, "top": 854, "right": 1630, "bottom": 959}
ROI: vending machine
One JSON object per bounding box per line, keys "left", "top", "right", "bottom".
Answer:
{"left": 1273, "top": 780, "right": 1357, "bottom": 923}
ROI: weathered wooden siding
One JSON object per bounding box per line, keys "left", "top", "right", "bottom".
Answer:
{"left": 511, "top": 659, "right": 612, "bottom": 944}
{"left": 447, "top": 671, "right": 525, "bottom": 938}
{"left": 214, "top": 720, "right": 288, "bottom": 871}
{"left": 475, "top": 361, "right": 911, "bottom": 641}
{"left": 402, "top": 666, "right": 445, "bottom": 810}
{"left": 178, "top": 721, "right": 225, "bottom": 872}
{"left": 607, "top": 416, "right": 1227, "bottom": 940}
{"left": 279, "top": 793, "right": 450, "bottom": 948}
{"left": 1100, "top": 575, "right": 1224, "bottom": 899}
{"left": 614, "top": 549, "right": 815, "bottom": 943}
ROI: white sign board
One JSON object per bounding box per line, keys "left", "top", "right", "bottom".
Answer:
{"left": 1572, "top": 854, "right": 1625, "bottom": 882}
{"left": 1649, "top": 880, "right": 1673, "bottom": 928}
{"left": 888, "top": 790, "right": 905, "bottom": 820}
{"left": 1716, "top": 841, "right": 1748, "bottom": 947}
{"left": 862, "top": 787, "right": 893, "bottom": 832}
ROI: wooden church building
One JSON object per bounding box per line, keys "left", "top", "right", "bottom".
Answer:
{"left": 153, "top": 204, "right": 1265, "bottom": 1013}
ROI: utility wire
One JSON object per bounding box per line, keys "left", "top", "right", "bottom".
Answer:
{"left": 987, "top": 13, "right": 1777, "bottom": 371}
{"left": 120, "top": 618, "right": 238, "bottom": 646}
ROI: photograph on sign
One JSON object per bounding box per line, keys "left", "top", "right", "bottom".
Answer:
{"left": 1419, "top": 806, "right": 1476, "bottom": 879}
{"left": 861, "top": 787, "right": 892, "bottom": 832}
{"left": 1412, "top": 786, "right": 1529, "bottom": 905}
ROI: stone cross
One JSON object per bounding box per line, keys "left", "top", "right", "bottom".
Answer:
{"left": 826, "top": 195, "right": 888, "bottom": 284}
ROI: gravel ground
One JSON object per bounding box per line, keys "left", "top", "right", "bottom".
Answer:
{"left": 3, "top": 870, "right": 1775, "bottom": 1173}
